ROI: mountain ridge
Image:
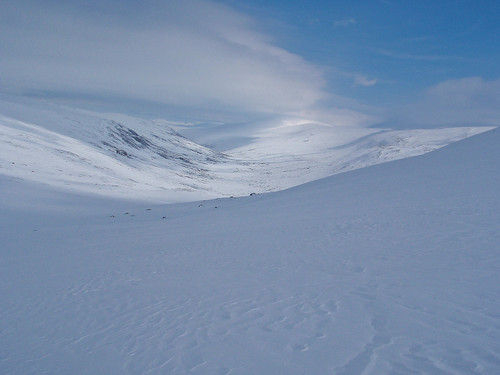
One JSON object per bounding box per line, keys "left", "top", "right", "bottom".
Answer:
{"left": 0, "top": 96, "right": 494, "bottom": 202}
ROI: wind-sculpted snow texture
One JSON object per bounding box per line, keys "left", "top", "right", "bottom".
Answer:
{"left": 1, "top": 128, "right": 499, "bottom": 374}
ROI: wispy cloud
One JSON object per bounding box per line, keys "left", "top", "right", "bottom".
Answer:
{"left": 329, "top": 68, "right": 377, "bottom": 88}
{"left": 334, "top": 18, "right": 357, "bottom": 27}
{"left": 0, "top": 0, "right": 328, "bottom": 119}
{"left": 354, "top": 75, "right": 377, "bottom": 87}
{"left": 373, "top": 48, "right": 448, "bottom": 61}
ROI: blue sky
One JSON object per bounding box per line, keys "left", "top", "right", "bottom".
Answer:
{"left": 1, "top": 0, "right": 499, "bottom": 127}
{"left": 227, "top": 0, "right": 500, "bottom": 102}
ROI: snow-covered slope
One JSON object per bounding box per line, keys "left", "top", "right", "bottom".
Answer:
{"left": 218, "top": 118, "right": 492, "bottom": 191}
{"left": 0, "top": 97, "right": 256, "bottom": 201}
{"left": 1, "top": 128, "right": 499, "bottom": 374}
{"left": 0, "top": 96, "right": 493, "bottom": 201}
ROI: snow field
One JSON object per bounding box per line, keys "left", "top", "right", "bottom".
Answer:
{"left": 1, "top": 128, "right": 499, "bottom": 374}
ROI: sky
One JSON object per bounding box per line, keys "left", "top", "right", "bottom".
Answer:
{"left": 1, "top": 0, "right": 499, "bottom": 127}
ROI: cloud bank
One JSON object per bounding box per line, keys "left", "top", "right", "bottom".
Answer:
{"left": 393, "top": 77, "right": 500, "bottom": 127}
{"left": 0, "top": 0, "right": 327, "bottom": 118}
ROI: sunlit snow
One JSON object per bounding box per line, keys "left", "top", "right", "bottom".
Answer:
{"left": 1, "top": 98, "right": 499, "bottom": 374}
{"left": 0, "top": 97, "right": 492, "bottom": 201}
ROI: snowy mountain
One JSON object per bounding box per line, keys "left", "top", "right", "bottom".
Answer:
{"left": 0, "top": 96, "right": 492, "bottom": 202}
{"left": 1, "top": 125, "right": 499, "bottom": 374}
{"left": 0, "top": 97, "right": 251, "bottom": 202}
{"left": 203, "top": 118, "right": 493, "bottom": 191}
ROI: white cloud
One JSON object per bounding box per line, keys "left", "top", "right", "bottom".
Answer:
{"left": 354, "top": 74, "right": 377, "bottom": 87}
{"left": 328, "top": 68, "right": 377, "bottom": 88}
{"left": 0, "top": 0, "right": 327, "bottom": 119}
{"left": 373, "top": 48, "right": 448, "bottom": 61}
{"left": 393, "top": 77, "right": 500, "bottom": 127}
{"left": 334, "top": 18, "right": 357, "bottom": 27}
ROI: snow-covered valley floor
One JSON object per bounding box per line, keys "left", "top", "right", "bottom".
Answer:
{"left": 1, "top": 124, "right": 499, "bottom": 374}
{"left": 0, "top": 96, "right": 492, "bottom": 201}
